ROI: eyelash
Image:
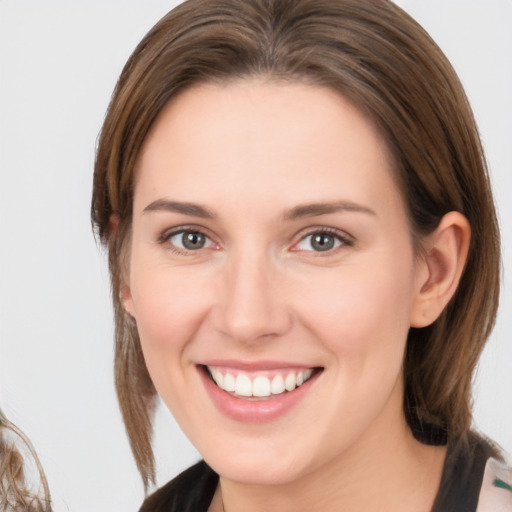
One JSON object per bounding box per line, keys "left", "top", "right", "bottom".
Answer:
{"left": 292, "top": 227, "right": 354, "bottom": 254}
{"left": 157, "top": 226, "right": 354, "bottom": 255}
{"left": 157, "top": 226, "right": 217, "bottom": 255}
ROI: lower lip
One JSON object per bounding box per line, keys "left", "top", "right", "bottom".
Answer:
{"left": 198, "top": 366, "right": 320, "bottom": 423}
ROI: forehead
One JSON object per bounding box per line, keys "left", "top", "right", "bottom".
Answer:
{"left": 140, "top": 78, "right": 389, "bottom": 162}
{"left": 134, "top": 79, "right": 403, "bottom": 219}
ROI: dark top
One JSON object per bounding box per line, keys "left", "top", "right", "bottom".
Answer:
{"left": 139, "top": 436, "right": 495, "bottom": 512}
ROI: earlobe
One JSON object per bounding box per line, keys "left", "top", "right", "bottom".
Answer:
{"left": 410, "top": 212, "right": 471, "bottom": 328}
{"left": 121, "top": 283, "right": 136, "bottom": 318}
{"left": 109, "top": 213, "right": 136, "bottom": 319}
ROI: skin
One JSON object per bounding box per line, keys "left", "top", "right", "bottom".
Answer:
{"left": 122, "top": 80, "right": 470, "bottom": 512}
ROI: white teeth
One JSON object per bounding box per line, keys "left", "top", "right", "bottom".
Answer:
{"left": 208, "top": 366, "right": 316, "bottom": 398}
{"left": 212, "top": 369, "right": 223, "bottom": 387}
{"left": 285, "top": 373, "right": 296, "bottom": 392}
{"left": 271, "top": 375, "right": 285, "bottom": 395}
{"left": 223, "top": 373, "right": 236, "bottom": 392}
{"left": 235, "top": 374, "right": 252, "bottom": 397}
{"left": 253, "top": 376, "right": 271, "bottom": 397}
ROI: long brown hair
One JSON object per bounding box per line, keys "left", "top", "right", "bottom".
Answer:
{"left": 91, "top": 0, "right": 500, "bottom": 488}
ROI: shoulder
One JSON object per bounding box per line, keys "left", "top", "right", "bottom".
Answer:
{"left": 477, "top": 455, "right": 512, "bottom": 512}
{"left": 138, "top": 460, "right": 219, "bottom": 512}
{"left": 433, "top": 433, "right": 511, "bottom": 512}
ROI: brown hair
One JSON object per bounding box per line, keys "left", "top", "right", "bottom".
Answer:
{"left": 0, "top": 409, "right": 52, "bottom": 511}
{"left": 91, "top": 0, "right": 500, "bottom": 488}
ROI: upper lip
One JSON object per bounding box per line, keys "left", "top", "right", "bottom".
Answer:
{"left": 199, "top": 359, "right": 321, "bottom": 371}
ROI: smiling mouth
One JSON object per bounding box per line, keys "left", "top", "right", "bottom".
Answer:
{"left": 203, "top": 365, "right": 322, "bottom": 400}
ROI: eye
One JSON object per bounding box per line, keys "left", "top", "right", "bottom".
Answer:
{"left": 167, "top": 230, "right": 215, "bottom": 251}
{"left": 294, "top": 230, "right": 351, "bottom": 253}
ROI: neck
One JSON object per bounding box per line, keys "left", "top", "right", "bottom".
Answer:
{"left": 215, "top": 420, "right": 446, "bottom": 512}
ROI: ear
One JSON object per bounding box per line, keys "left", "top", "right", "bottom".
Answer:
{"left": 410, "top": 212, "right": 471, "bottom": 328}
{"left": 110, "top": 214, "right": 136, "bottom": 318}
{"left": 121, "top": 276, "right": 136, "bottom": 319}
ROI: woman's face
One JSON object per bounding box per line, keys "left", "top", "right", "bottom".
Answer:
{"left": 123, "top": 80, "right": 429, "bottom": 485}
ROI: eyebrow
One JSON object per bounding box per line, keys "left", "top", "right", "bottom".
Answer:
{"left": 283, "top": 201, "right": 376, "bottom": 221}
{"left": 143, "top": 199, "right": 215, "bottom": 219}
{"left": 142, "top": 198, "right": 375, "bottom": 221}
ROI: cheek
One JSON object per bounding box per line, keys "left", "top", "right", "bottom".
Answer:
{"left": 301, "top": 265, "right": 414, "bottom": 339}
{"left": 128, "top": 259, "right": 212, "bottom": 376}
{"left": 292, "top": 260, "right": 415, "bottom": 435}
{"left": 293, "top": 253, "right": 417, "bottom": 384}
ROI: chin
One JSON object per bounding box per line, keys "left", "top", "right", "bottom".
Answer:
{"left": 210, "top": 456, "right": 309, "bottom": 486}
{"left": 200, "top": 436, "right": 323, "bottom": 487}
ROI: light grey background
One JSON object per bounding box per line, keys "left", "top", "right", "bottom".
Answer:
{"left": 0, "top": 1, "right": 510, "bottom": 511}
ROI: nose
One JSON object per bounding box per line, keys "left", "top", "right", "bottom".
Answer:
{"left": 212, "top": 248, "right": 292, "bottom": 344}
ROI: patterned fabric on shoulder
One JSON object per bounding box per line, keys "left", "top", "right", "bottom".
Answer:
{"left": 477, "top": 456, "right": 512, "bottom": 511}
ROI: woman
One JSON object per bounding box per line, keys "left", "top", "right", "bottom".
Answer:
{"left": 91, "top": 0, "right": 512, "bottom": 510}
